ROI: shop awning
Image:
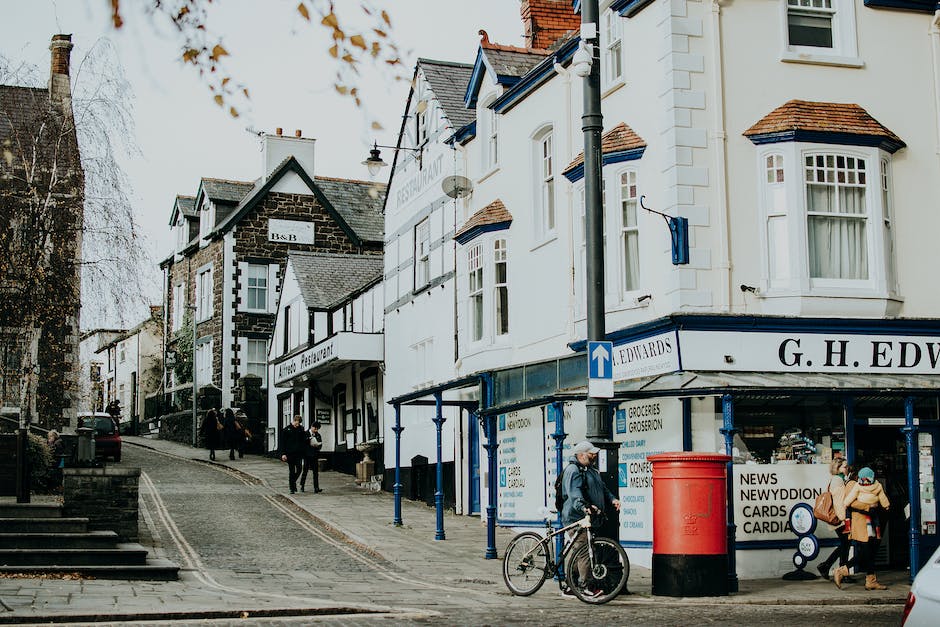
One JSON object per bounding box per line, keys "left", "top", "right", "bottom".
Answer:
{"left": 272, "top": 332, "right": 383, "bottom": 387}
{"left": 602, "top": 370, "right": 940, "bottom": 398}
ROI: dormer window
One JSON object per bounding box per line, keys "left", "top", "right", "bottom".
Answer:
{"left": 199, "top": 200, "right": 215, "bottom": 243}
{"left": 175, "top": 216, "right": 187, "bottom": 253}
{"left": 416, "top": 101, "right": 429, "bottom": 146}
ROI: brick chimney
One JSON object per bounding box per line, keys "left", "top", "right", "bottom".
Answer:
{"left": 48, "top": 34, "right": 74, "bottom": 112}
{"left": 520, "top": 0, "right": 581, "bottom": 50}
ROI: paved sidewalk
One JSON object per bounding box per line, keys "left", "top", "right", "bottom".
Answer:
{"left": 125, "top": 437, "right": 910, "bottom": 606}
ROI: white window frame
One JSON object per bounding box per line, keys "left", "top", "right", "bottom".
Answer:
{"left": 416, "top": 103, "right": 429, "bottom": 146}
{"left": 414, "top": 218, "right": 430, "bottom": 290}
{"left": 175, "top": 216, "right": 187, "bottom": 253}
{"left": 756, "top": 143, "right": 894, "bottom": 299}
{"left": 479, "top": 96, "right": 499, "bottom": 174}
{"left": 199, "top": 200, "right": 215, "bottom": 244}
{"left": 618, "top": 169, "right": 640, "bottom": 295}
{"left": 196, "top": 266, "right": 213, "bottom": 322}
{"left": 172, "top": 283, "right": 186, "bottom": 332}
{"left": 468, "top": 243, "right": 484, "bottom": 343}
{"left": 602, "top": 7, "right": 623, "bottom": 88}
{"left": 245, "top": 264, "right": 268, "bottom": 312}
{"left": 781, "top": 0, "right": 861, "bottom": 68}
{"left": 118, "top": 342, "right": 126, "bottom": 364}
{"left": 195, "top": 339, "right": 213, "bottom": 388}
{"left": 246, "top": 338, "right": 268, "bottom": 387}
{"left": 493, "top": 239, "right": 509, "bottom": 337}
{"left": 534, "top": 127, "right": 556, "bottom": 242}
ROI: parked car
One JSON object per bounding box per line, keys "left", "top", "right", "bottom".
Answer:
{"left": 77, "top": 412, "right": 122, "bottom": 462}
{"left": 902, "top": 545, "right": 940, "bottom": 626}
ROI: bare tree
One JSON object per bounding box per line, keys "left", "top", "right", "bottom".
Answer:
{"left": 0, "top": 37, "right": 150, "bottom": 429}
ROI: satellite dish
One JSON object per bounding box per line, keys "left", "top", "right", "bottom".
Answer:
{"left": 442, "top": 175, "right": 473, "bottom": 199}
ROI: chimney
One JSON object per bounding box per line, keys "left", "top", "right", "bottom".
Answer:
{"left": 48, "top": 34, "right": 74, "bottom": 111}
{"left": 261, "top": 130, "right": 316, "bottom": 182}
{"left": 520, "top": 0, "right": 581, "bottom": 50}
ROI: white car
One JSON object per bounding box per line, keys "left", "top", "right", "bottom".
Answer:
{"left": 902, "top": 545, "right": 940, "bottom": 626}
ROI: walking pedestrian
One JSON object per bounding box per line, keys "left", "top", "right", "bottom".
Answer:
{"left": 300, "top": 421, "right": 323, "bottom": 493}
{"left": 222, "top": 408, "right": 240, "bottom": 460}
{"left": 199, "top": 408, "right": 222, "bottom": 461}
{"left": 235, "top": 410, "right": 250, "bottom": 458}
{"left": 816, "top": 459, "right": 852, "bottom": 580}
{"left": 279, "top": 415, "right": 308, "bottom": 494}
{"left": 834, "top": 466, "right": 891, "bottom": 590}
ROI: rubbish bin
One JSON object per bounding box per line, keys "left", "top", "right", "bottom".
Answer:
{"left": 76, "top": 427, "right": 95, "bottom": 464}
{"left": 647, "top": 452, "right": 732, "bottom": 597}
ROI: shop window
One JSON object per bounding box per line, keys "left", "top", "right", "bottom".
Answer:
{"left": 334, "top": 384, "right": 349, "bottom": 434}
{"left": 362, "top": 370, "right": 379, "bottom": 441}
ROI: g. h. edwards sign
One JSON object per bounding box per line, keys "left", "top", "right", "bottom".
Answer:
{"left": 681, "top": 331, "right": 940, "bottom": 374}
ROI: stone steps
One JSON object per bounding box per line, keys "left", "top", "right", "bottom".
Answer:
{"left": 0, "top": 503, "right": 179, "bottom": 580}
{"left": 0, "top": 530, "right": 119, "bottom": 549}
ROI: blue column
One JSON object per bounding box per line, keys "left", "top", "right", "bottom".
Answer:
{"left": 681, "top": 397, "right": 692, "bottom": 452}
{"left": 843, "top": 397, "right": 856, "bottom": 466}
{"left": 482, "top": 412, "right": 498, "bottom": 559}
{"left": 903, "top": 396, "right": 921, "bottom": 581}
{"left": 719, "top": 394, "right": 739, "bottom": 593}
{"left": 549, "top": 402, "right": 567, "bottom": 568}
{"left": 433, "top": 392, "right": 446, "bottom": 541}
{"left": 392, "top": 403, "right": 404, "bottom": 527}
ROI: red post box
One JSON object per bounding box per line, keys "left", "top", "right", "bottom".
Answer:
{"left": 648, "top": 452, "right": 732, "bottom": 597}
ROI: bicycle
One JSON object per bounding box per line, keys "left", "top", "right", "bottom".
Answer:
{"left": 501, "top": 509, "right": 629, "bottom": 604}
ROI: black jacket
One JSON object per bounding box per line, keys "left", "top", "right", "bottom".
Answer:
{"left": 280, "top": 424, "right": 309, "bottom": 456}
{"left": 304, "top": 430, "right": 322, "bottom": 459}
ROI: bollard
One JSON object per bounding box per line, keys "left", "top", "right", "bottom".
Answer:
{"left": 648, "top": 452, "right": 732, "bottom": 597}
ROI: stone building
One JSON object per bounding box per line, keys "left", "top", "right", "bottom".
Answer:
{"left": 160, "top": 131, "right": 385, "bottom": 427}
{"left": 0, "top": 34, "right": 83, "bottom": 429}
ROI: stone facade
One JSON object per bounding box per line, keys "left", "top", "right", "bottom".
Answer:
{"left": 63, "top": 466, "right": 140, "bottom": 541}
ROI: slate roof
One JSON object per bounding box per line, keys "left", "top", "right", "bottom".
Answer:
{"left": 418, "top": 58, "right": 475, "bottom": 130}
{"left": 201, "top": 177, "right": 255, "bottom": 204}
{"left": 175, "top": 195, "right": 197, "bottom": 218}
{"left": 0, "top": 85, "right": 80, "bottom": 169}
{"left": 314, "top": 176, "right": 386, "bottom": 243}
{"left": 289, "top": 251, "right": 384, "bottom": 310}
{"left": 481, "top": 39, "right": 551, "bottom": 79}
{"left": 563, "top": 123, "right": 647, "bottom": 174}
{"left": 455, "top": 199, "right": 512, "bottom": 240}
{"left": 743, "top": 100, "right": 905, "bottom": 151}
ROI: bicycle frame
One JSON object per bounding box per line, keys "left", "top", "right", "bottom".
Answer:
{"left": 517, "top": 515, "right": 596, "bottom": 586}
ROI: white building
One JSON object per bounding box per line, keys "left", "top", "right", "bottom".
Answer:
{"left": 77, "top": 329, "right": 124, "bottom": 414}
{"left": 96, "top": 308, "right": 163, "bottom": 429}
{"left": 384, "top": 0, "right": 940, "bottom": 581}
{"left": 268, "top": 251, "right": 385, "bottom": 473}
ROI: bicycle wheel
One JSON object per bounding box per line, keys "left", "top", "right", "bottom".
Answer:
{"left": 502, "top": 531, "right": 551, "bottom": 596}
{"left": 568, "top": 537, "right": 629, "bottom": 604}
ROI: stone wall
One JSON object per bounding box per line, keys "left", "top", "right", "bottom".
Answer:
{"left": 63, "top": 466, "right": 140, "bottom": 541}
{"left": 159, "top": 410, "right": 199, "bottom": 446}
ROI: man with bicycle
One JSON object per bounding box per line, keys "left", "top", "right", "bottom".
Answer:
{"left": 561, "top": 441, "right": 621, "bottom": 598}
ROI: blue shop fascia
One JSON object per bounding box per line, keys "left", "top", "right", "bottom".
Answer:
{"left": 390, "top": 314, "right": 940, "bottom": 580}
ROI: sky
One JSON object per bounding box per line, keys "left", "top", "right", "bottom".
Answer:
{"left": 1, "top": 0, "right": 523, "bottom": 326}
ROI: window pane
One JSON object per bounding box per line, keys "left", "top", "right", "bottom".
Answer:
{"left": 788, "top": 13, "right": 833, "bottom": 48}
{"left": 808, "top": 217, "right": 868, "bottom": 279}
{"left": 471, "top": 294, "right": 483, "bottom": 341}
{"left": 767, "top": 215, "right": 790, "bottom": 281}
{"left": 623, "top": 231, "right": 639, "bottom": 292}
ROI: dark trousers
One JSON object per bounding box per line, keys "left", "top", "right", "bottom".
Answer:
{"left": 820, "top": 528, "right": 851, "bottom": 569}
{"left": 846, "top": 540, "right": 876, "bottom": 575}
{"left": 301, "top": 456, "right": 319, "bottom": 491}
{"left": 286, "top": 454, "right": 303, "bottom": 491}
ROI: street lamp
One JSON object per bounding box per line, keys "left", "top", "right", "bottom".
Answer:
{"left": 578, "top": 3, "right": 608, "bottom": 443}
{"left": 187, "top": 304, "right": 197, "bottom": 447}
{"left": 361, "top": 142, "right": 422, "bottom": 177}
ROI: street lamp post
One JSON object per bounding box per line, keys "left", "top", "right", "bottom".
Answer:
{"left": 579, "top": 0, "right": 607, "bottom": 443}
{"left": 188, "top": 305, "right": 197, "bottom": 446}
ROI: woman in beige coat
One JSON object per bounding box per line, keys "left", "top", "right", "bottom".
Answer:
{"left": 833, "top": 466, "right": 891, "bottom": 590}
{"left": 817, "top": 459, "right": 852, "bottom": 580}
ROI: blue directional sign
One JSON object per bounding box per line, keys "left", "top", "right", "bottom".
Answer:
{"left": 588, "top": 341, "right": 613, "bottom": 379}
{"left": 587, "top": 341, "right": 614, "bottom": 398}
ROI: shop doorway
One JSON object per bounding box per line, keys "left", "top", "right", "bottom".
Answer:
{"left": 854, "top": 424, "right": 910, "bottom": 568}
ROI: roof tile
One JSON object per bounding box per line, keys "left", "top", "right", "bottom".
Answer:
{"left": 455, "top": 199, "right": 512, "bottom": 239}
{"left": 563, "top": 122, "right": 647, "bottom": 174}
{"left": 288, "top": 251, "right": 383, "bottom": 310}
{"left": 743, "top": 100, "right": 904, "bottom": 147}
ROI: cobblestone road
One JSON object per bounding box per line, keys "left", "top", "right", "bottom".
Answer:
{"left": 122, "top": 444, "right": 906, "bottom": 626}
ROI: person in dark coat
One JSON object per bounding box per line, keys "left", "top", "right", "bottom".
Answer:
{"left": 199, "top": 408, "right": 222, "bottom": 461}
{"left": 235, "top": 410, "right": 250, "bottom": 458}
{"left": 222, "top": 408, "right": 240, "bottom": 460}
{"left": 300, "top": 421, "right": 323, "bottom": 493}
{"left": 280, "top": 415, "right": 308, "bottom": 494}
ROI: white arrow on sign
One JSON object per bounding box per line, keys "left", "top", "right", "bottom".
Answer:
{"left": 591, "top": 344, "right": 610, "bottom": 378}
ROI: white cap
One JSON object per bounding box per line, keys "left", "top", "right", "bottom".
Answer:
{"left": 572, "top": 441, "right": 600, "bottom": 455}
